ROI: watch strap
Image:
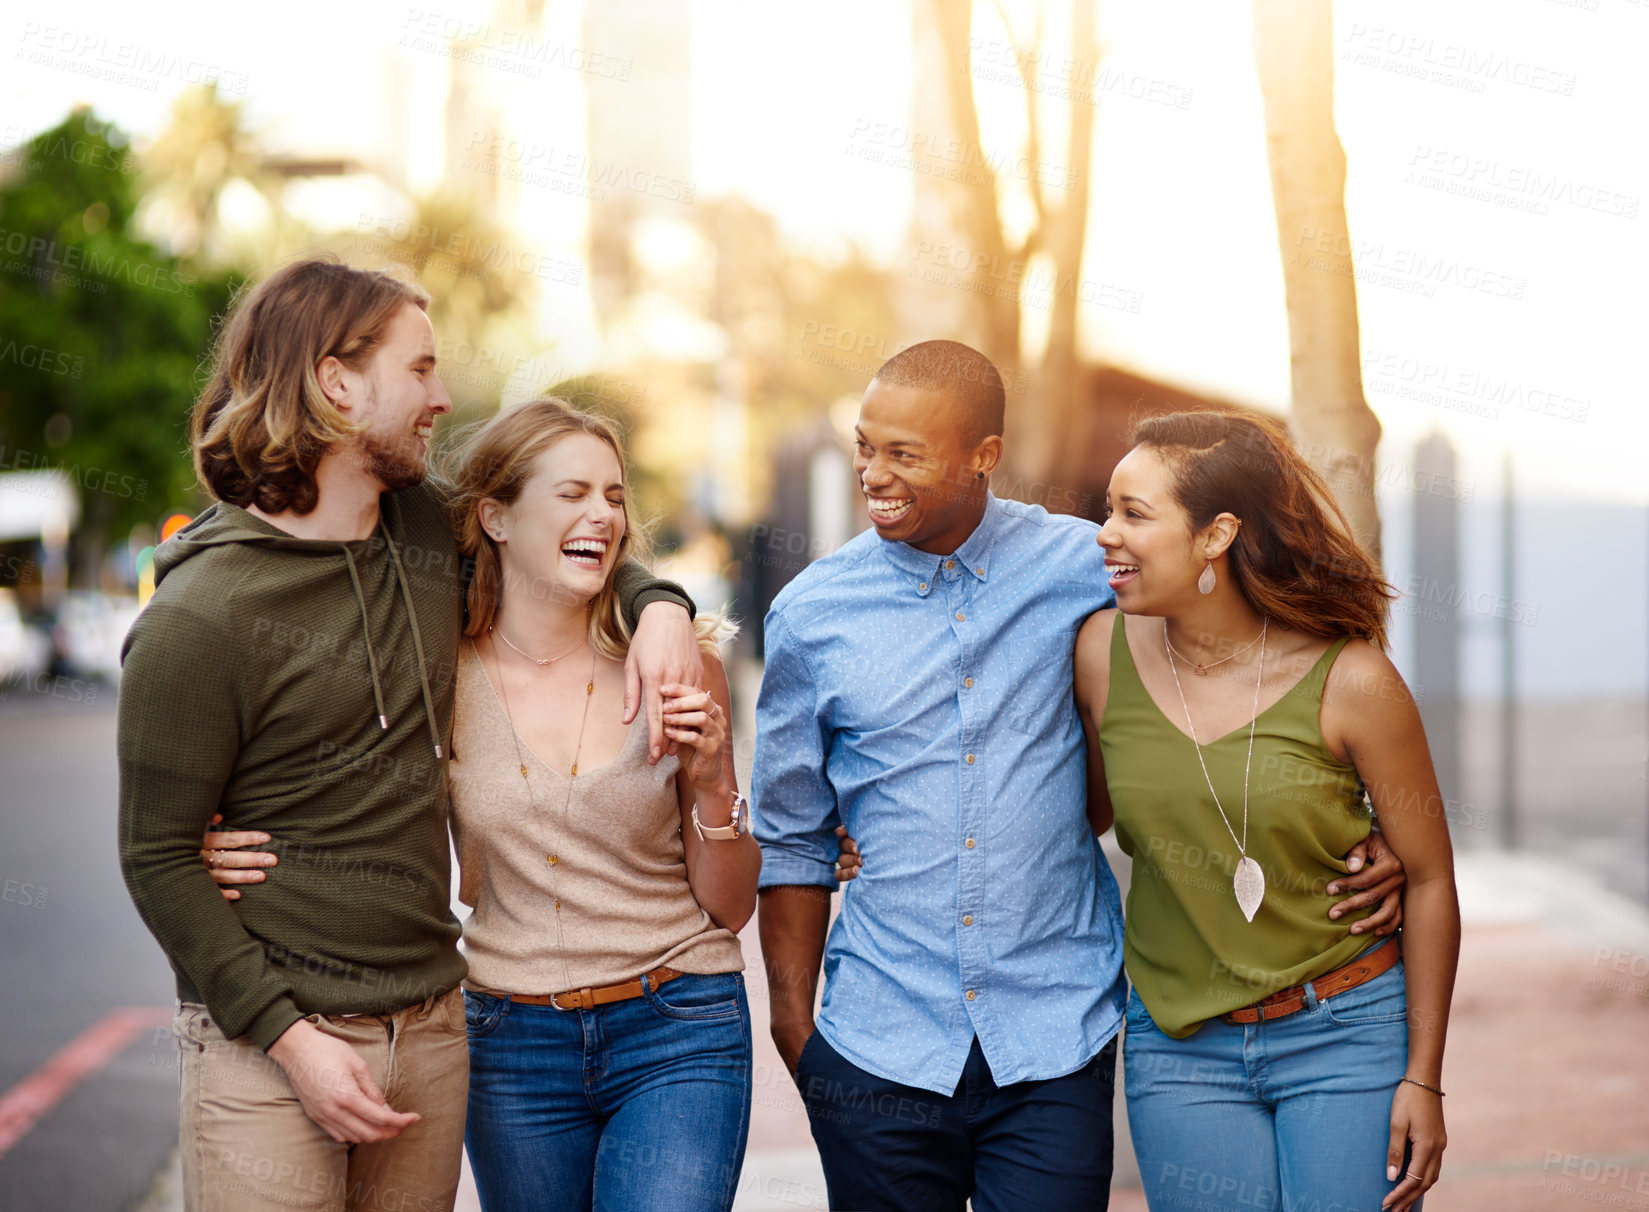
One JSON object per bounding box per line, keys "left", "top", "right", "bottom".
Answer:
{"left": 693, "top": 793, "right": 746, "bottom": 841}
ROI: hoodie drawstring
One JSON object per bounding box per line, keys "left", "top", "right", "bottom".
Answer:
{"left": 383, "top": 531, "right": 446, "bottom": 761}
{"left": 341, "top": 547, "right": 392, "bottom": 733}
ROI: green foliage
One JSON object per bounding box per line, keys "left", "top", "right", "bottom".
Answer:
{"left": 0, "top": 110, "right": 237, "bottom": 578}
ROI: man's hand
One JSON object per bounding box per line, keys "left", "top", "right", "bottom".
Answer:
{"left": 833, "top": 825, "right": 862, "bottom": 882}
{"left": 201, "top": 813, "right": 277, "bottom": 901}
{"left": 266, "top": 1020, "right": 419, "bottom": 1144}
{"left": 774, "top": 1018, "right": 815, "bottom": 1077}
{"left": 1327, "top": 831, "right": 1406, "bottom": 936}
{"left": 624, "top": 602, "right": 703, "bottom": 764}
{"left": 759, "top": 885, "right": 831, "bottom": 1080}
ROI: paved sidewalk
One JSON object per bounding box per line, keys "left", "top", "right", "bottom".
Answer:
{"left": 141, "top": 848, "right": 1649, "bottom": 1210}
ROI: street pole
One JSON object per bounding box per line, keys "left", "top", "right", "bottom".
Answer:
{"left": 1500, "top": 449, "right": 1517, "bottom": 851}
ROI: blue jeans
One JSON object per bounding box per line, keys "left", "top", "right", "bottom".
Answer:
{"left": 795, "top": 1031, "right": 1116, "bottom": 1211}
{"left": 463, "top": 972, "right": 752, "bottom": 1212}
{"left": 1124, "top": 940, "right": 1416, "bottom": 1212}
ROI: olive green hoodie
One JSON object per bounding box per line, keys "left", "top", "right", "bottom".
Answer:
{"left": 118, "top": 479, "right": 689, "bottom": 1050}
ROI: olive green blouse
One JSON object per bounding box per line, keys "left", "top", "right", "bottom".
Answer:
{"left": 1101, "top": 615, "right": 1373, "bottom": 1037}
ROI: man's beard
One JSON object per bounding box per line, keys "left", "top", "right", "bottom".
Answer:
{"left": 357, "top": 424, "right": 427, "bottom": 493}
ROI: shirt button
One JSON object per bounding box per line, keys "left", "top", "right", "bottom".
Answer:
{"left": 965, "top": 753, "right": 975, "bottom": 764}
{"left": 945, "top": 559, "right": 955, "bottom": 570}
{"left": 964, "top": 677, "right": 973, "bottom": 689}
{"left": 965, "top": 990, "right": 977, "bottom": 1001}
{"left": 919, "top": 582, "right": 928, "bottom": 592}
{"left": 955, "top": 612, "right": 965, "bottom": 622}
{"left": 962, "top": 914, "right": 974, "bottom": 926}
{"left": 976, "top": 567, "right": 985, "bottom": 576}
{"left": 965, "top": 837, "right": 975, "bottom": 849}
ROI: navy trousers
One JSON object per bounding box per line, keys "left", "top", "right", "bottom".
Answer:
{"left": 794, "top": 1031, "right": 1116, "bottom": 1211}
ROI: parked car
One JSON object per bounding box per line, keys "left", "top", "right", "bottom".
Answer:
{"left": 50, "top": 591, "right": 142, "bottom": 682}
{"left": 0, "top": 588, "right": 52, "bottom": 684}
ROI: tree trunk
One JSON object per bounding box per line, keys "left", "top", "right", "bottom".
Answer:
{"left": 917, "top": 0, "right": 1098, "bottom": 502}
{"left": 1251, "top": 0, "right": 1383, "bottom": 561}
{"left": 924, "top": 0, "right": 1020, "bottom": 371}
{"left": 1026, "top": 0, "right": 1097, "bottom": 491}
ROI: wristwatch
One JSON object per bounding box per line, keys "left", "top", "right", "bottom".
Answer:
{"left": 693, "top": 793, "right": 746, "bottom": 841}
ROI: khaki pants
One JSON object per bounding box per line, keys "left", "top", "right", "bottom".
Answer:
{"left": 173, "top": 989, "right": 469, "bottom": 1212}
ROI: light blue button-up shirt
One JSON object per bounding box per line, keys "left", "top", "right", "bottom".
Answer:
{"left": 753, "top": 494, "right": 1127, "bottom": 1095}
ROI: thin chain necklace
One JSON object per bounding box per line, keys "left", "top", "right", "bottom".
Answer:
{"left": 1165, "top": 624, "right": 1265, "bottom": 677}
{"left": 487, "top": 628, "right": 597, "bottom": 990}
{"left": 1165, "top": 616, "right": 1269, "bottom": 922}
{"left": 495, "top": 625, "right": 587, "bottom": 667}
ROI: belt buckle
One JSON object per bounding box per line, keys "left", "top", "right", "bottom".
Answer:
{"left": 552, "top": 987, "right": 593, "bottom": 1012}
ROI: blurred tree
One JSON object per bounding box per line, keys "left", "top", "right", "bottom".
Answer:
{"left": 0, "top": 110, "right": 236, "bottom": 584}
{"left": 1252, "top": 0, "right": 1382, "bottom": 558}
{"left": 140, "top": 82, "right": 283, "bottom": 264}
{"left": 339, "top": 189, "right": 544, "bottom": 418}
{"left": 918, "top": 0, "right": 1098, "bottom": 492}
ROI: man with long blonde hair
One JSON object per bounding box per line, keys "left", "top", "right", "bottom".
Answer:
{"left": 117, "top": 255, "right": 700, "bottom": 1212}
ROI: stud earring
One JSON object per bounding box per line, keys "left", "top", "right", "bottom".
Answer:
{"left": 1198, "top": 561, "right": 1216, "bottom": 594}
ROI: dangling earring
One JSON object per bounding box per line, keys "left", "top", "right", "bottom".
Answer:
{"left": 1198, "top": 561, "right": 1216, "bottom": 595}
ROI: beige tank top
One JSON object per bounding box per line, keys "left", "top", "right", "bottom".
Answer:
{"left": 448, "top": 641, "right": 744, "bottom": 994}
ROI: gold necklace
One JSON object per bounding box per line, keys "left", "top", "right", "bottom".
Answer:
{"left": 1164, "top": 624, "right": 1265, "bottom": 676}
{"left": 1165, "top": 616, "right": 1269, "bottom": 922}
{"left": 494, "top": 625, "right": 587, "bottom": 667}
{"left": 488, "top": 632, "right": 597, "bottom": 991}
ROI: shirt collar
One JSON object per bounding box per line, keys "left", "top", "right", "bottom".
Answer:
{"left": 879, "top": 494, "right": 1001, "bottom": 596}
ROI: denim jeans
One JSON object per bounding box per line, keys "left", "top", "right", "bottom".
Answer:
{"left": 795, "top": 1031, "right": 1116, "bottom": 1211}
{"left": 463, "top": 972, "right": 752, "bottom": 1212}
{"left": 1124, "top": 939, "right": 1416, "bottom": 1212}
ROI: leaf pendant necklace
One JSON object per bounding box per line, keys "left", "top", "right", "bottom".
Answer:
{"left": 1166, "top": 617, "right": 1268, "bottom": 922}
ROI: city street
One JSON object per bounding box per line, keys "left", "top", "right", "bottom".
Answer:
{"left": 5, "top": 683, "right": 1649, "bottom": 1210}
{"left": 0, "top": 687, "right": 179, "bottom": 1209}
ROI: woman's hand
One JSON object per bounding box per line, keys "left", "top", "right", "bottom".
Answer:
{"left": 200, "top": 813, "right": 278, "bottom": 901}
{"left": 1383, "top": 1083, "right": 1446, "bottom": 1210}
{"left": 834, "top": 825, "right": 862, "bottom": 883}
{"left": 661, "top": 683, "right": 727, "bottom": 795}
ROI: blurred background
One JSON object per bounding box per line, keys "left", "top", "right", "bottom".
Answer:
{"left": 1, "top": 0, "right": 1645, "bottom": 1209}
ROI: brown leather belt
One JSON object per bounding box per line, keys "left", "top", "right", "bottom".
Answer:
{"left": 503, "top": 967, "right": 684, "bottom": 1012}
{"left": 1220, "top": 939, "right": 1401, "bottom": 1025}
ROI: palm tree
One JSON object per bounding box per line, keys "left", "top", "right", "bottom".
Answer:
{"left": 140, "top": 82, "right": 283, "bottom": 262}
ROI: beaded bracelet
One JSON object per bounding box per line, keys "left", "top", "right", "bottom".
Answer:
{"left": 1400, "top": 1076, "right": 1446, "bottom": 1096}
